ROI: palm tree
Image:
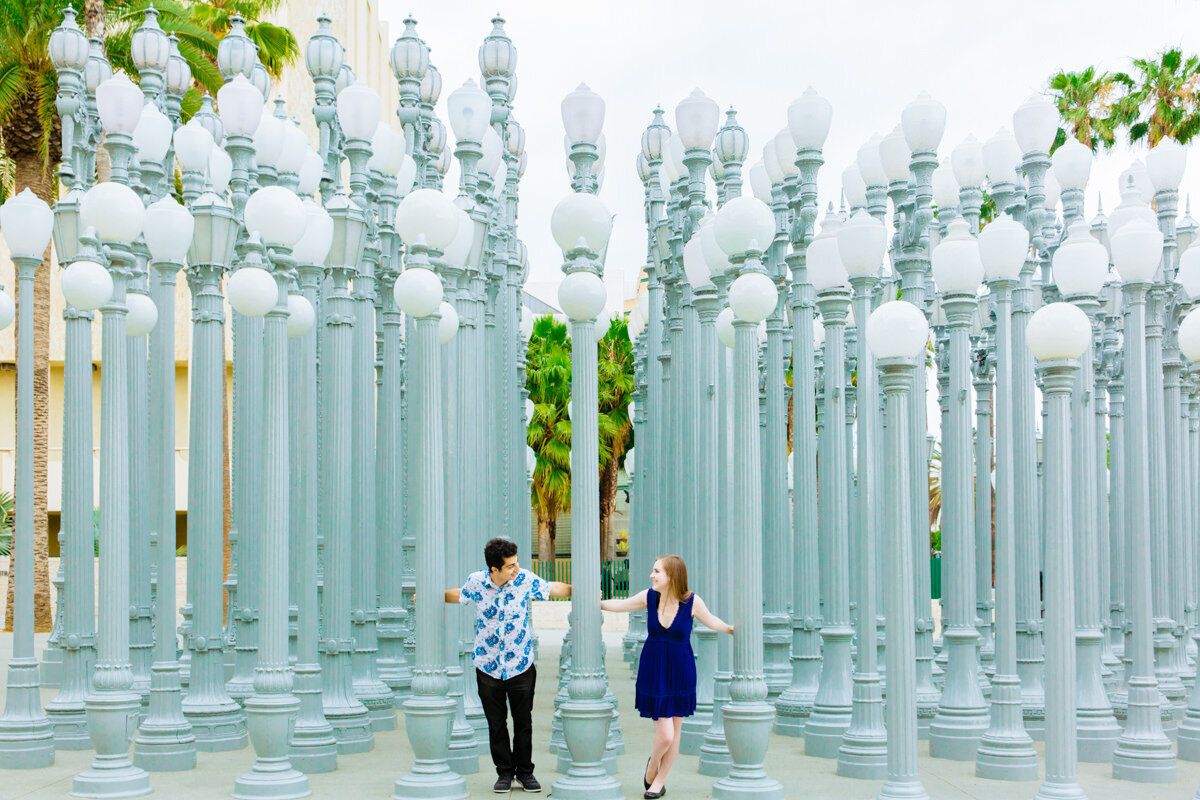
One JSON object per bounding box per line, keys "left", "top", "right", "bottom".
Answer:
{"left": 1115, "top": 48, "right": 1200, "bottom": 145}
{"left": 526, "top": 315, "right": 572, "bottom": 561}
{"left": 597, "top": 317, "right": 633, "bottom": 561}
{"left": 1047, "top": 67, "right": 1124, "bottom": 151}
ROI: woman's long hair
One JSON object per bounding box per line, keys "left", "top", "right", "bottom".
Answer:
{"left": 656, "top": 555, "right": 692, "bottom": 602}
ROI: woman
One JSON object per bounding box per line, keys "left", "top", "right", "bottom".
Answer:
{"left": 601, "top": 555, "right": 733, "bottom": 799}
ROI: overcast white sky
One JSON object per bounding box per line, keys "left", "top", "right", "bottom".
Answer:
{"left": 378, "top": 0, "right": 1200, "bottom": 311}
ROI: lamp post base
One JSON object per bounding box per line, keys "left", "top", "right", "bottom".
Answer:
{"left": 975, "top": 677, "right": 1039, "bottom": 781}
{"left": 182, "top": 701, "right": 247, "bottom": 752}
{"left": 47, "top": 703, "right": 92, "bottom": 751}
{"left": 1112, "top": 682, "right": 1178, "bottom": 783}
{"left": 0, "top": 657, "right": 55, "bottom": 769}
{"left": 837, "top": 672, "right": 888, "bottom": 778}
{"left": 773, "top": 691, "right": 814, "bottom": 737}
{"left": 392, "top": 696, "right": 468, "bottom": 800}
{"left": 288, "top": 664, "right": 338, "bottom": 774}
{"left": 929, "top": 709, "right": 989, "bottom": 761}
{"left": 710, "top": 700, "right": 781, "bottom": 800}
{"left": 876, "top": 779, "right": 931, "bottom": 800}
{"left": 233, "top": 694, "right": 309, "bottom": 800}
{"left": 1032, "top": 780, "right": 1088, "bottom": 800}
{"left": 553, "top": 697, "right": 620, "bottom": 793}
{"left": 132, "top": 662, "right": 197, "bottom": 772}
{"left": 73, "top": 690, "right": 151, "bottom": 798}
{"left": 321, "top": 695, "right": 374, "bottom": 755}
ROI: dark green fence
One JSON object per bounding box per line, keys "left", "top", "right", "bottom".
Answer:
{"left": 530, "top": 559, "right": 630, "bottom": 600}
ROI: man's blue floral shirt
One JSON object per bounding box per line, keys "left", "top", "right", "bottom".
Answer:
{"left": 458, "top": 568, "right": 549, "bottom": 679}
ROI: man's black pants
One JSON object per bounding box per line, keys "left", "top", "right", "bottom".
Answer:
{"left": 476, "top": 665, "right": 536, "bottom": 778}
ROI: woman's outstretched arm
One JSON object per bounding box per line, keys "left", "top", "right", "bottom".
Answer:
{"left": 601, "top": 589, "right": 648, "bottom": 613}
{"left": 692, "top": 594, "right": 734, "bottom": 635}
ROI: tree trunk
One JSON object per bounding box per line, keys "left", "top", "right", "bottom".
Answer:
{"left": 3, "top": 147, "right": 56, "bottom": 633}
{"left": 599, "top": 456, "right": 619, "bottom": 561}
{"left": 537, "top": 508, "right": 552, "bottom": 562}
{"left": 84, "top": 0, "right": 105, "bottom": 37}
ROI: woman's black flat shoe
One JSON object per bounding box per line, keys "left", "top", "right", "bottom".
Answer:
{"left": 644, "top": 789, "right": 666, "bottom": 799}
{"left": 643, "top": 757, "right": 652, "bottom": 790}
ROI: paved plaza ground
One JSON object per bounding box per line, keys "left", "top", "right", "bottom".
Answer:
{"left": 4, "top": 625, "right": 1200, "bottom": 799}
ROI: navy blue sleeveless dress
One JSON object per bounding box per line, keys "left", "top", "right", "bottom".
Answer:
{"left": 635, "top": 588, "right": 697, "bottom": 719}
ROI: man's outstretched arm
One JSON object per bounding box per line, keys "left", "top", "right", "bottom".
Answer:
{"left": 445, "top": 588, "right": 461, "bottom": 604}
{"left": 547, "top": 582, "right": 571, "bottom": 599}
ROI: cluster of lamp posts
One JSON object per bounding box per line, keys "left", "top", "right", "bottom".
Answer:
{"left": 2, "top": 8, "right": 1200, "bottom": 800}
{"left": 615, "top": 84, "right": 1200, "bottom": 800}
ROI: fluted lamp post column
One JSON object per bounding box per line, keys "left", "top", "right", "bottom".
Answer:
{"left": 710, "top": 195, "right": 783, "bottom": 800}
{"left": 1052, "top": 220, "right": 1121, "bottom": 762}
{"left": 133, "top": 193, "right": 199, "bottom": 772}
{"left": 0, "top": 190, "right": 53, "bottom": 769}
{"left": 1110, "top": 217, "right": 1178, "bottom": 783}
{"left": 929, "top": 219, "right": 990, "bottom": 759}
{"left": 229, "top": 188, "right": 311, "bottom": 799}
{"left": 837, "top": 208, "right": 890, "bottom": 777}
{"left": 975, "top": 213, "right": 1039, "bottom": 780}
{"left": 1027, "top": 301, "right": 1095, "bottom": 800}
{"left": 391, "top": 188, "right": 469, "bottom": 800}
{"left": 804, "top": 212, "right": 854, "bottom": 760}
{"left": 549, "top": 189, "right": 622, "bottom": 798}
{"left": 868, "top": 300, "right": 933, "bottom": 800}
{"left": 1175, "top": 302, "right": 1200, "bottom": 770}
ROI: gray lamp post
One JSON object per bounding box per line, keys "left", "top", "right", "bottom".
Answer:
{"left": 1176, "top": 300, "right": 1200, "bottom": 761}
{"left": 391, "top": 192, "right": 469, "bottom": 800}
{"left": 837, "top": 209, "right": 889, "bottom": 778}
{"left": 676, "top": 87, "right": 723, "bottom": 753}
{"left": 0, "top": 190, "right": 54, "bottom": 769}
{"left": 73, "top": 87, "right": 154, "bottom": 792}
{"left": 1110, "top": 217, "right": 1177, "bottom": 783}
{"left": 710, "top": 194, "right": 783, "bottom": 800}
{"left": 1053, "top": 220, "right": 1121, "bottom": 762}
{"left": 805, "top": 212, "right": 854, "bottom": 759}
{"left": 869, "top": 300, "right": 933, "bottom": 800}
{"left": 133, "top": 192, "right": 199, "bottom": 771}
{"left": 976, "top": 212, "right": 1039, "bottom": 781}
{"left": 775, "top": 88, "right": 829, "bottom": 741}
{"left": 1027, "top": 301, "right": 1093, "bottom": 800}
{"left": 929, "top": 219, "right": 990, "bottom": 760}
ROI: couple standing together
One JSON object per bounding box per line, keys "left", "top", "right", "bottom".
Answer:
{"left": 445, "top": 538, "right": 734, "bottom": 797}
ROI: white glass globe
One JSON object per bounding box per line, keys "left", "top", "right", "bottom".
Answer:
{"left": 856, "top": 135, "right": 888, "bottom": 187}
{"left": 901, "top": 92, "right": 947, "bottom": 152}
{"left": 244, "top": 186, "right": 305, "bottom": 247}
{"left": 716, "top": 307, "right": 736, "bottom": 349}
{"left": 1178, "top": 306, "right": 1200, "bottom": 363}
{"left": 443, "top": 207, "right": 475, "bottom": 267}
{"left": 291, "top": 199, "right": 334, "bottom": 265}
{"left": 982, "top": 127, "right": 1021, "bottom": 185}
{"left": 806, "top": 214, "right": 848, "bottom": 292}
{"left": 286, "top": 294, "right": 315, "bottom": 338}
{"left": 0, "top": 188, "right": 54, "bottom": 258}
{"left": 395, "top": 188, "right": 460, "bottom": 251}
{"left": 526, "top": 446, "right": 537, "bottom": 474}
{"left": 525, "top": 398, "right": 535, "bottom": 423}
{"left": 0, "top": 289, "right": 13, "bottom": 330}
{"left": 558, "top": 271, "right": 606, "bottom": 322}
{"left": 728, "top": 271, "right": 777, "bottom": 323}
{"left": 1110, "top": 218, "right": 1163, "bottom": 284}
{"left": 551, "top": 192, "right": 612, "bottom": 253}
{"left": 1012, "top": 94, "right": 1058, "bottom": 155}
{"left": 208, "top": 146, "right": 233, "bottom": 195}
{"left": 624, "top": 449, "right": 635, "bottom": 476}
{"left": 124, "top": 292, "right": 158, "bottom": 336}
{"left": 251, "top": 113, "right": 285, "bottom": 169}
{"left": 561, "top": 83, "right": 605, "bottom": 145}
{"left": 841, "top": 163, "right": 868, "bottom": 209}
{"left": 143, "top": 196, "right": 194, "bottom": 263}
{"left": 773, "top": 127, "right": 799, "bottom": 178}
{"left": 1053, "top": 220, "right": 1108, "bottom": 297}
{"left": 675, "top": 88, "right": 720, "bottom": 150}
{"left": 787, "top": 87, "right": 833, "bottom": 150}
{"left": 276, "top": 121, "right": 309, "bottom": 175}
{"left": 133, "top": 102, "right": 172, "bottom": 162}
{"left": 227, "top": 265, "right": 277, "bottom": 317}
{"left": 447, "top": 79, "right": 492, "bottom": 143}
{"left": 978, "top": 214, "right": 1029, "bottom": 282}
{"left": 216, "top": 74, "right": 263, "bottom": 137}
{"left": 1052, "top": 137, "right": 1093, "bottom": 191}
{"left": 1026, "top": 301, "right": 1092, "bottom": 361}
{"left": 931, "top": 219, "right": 984, "bottom": 295}
{"left": 80, "top": 181, "right": 144, "bottom": 243}
{"left": 519, "top": 305, "right": 533, "bottom": 339}
{"left": 838, "top": 210, "right": 887, "bottom": 277}
{"left": 866, "top": 300, "right": 929, "bottom": 360}
{"left": 1146, "top": 136, "right": 1186, "bottom": 191}
{"left": 438, "top": 301, "right": 459, "bottom": 343}
{"left": 714, "top": 195, "right": 775, "bottom": 257}
{"left": 61, "top": 259, "right": 113, "bottom": 310}
{"left": 749, "top": 162, "right": 773, "bottom": 204}
{"left": 393, "top": 266, "right": 443, "bottom": 317}
{"left": 951, "top": 134, "right": 986, "bottom": 188}
{"left": 297, "top": 149, "right": 323, "bottom": 196}
{"left": 396, "top": 152, "right": 418, "bottom": 197}
{"left": 700, "top": 220, "right": 731, "bottom": 276}
{"left": 932, "top": 163, "right": 960, "bottom": 210}
{"left": 172, "top": 119, "right": 214, "bottom": 172}
{"left": 96, "top": 73, "right": 144, "bottom": 134}
{"left": 1177, "top": 242, "right": 1200, "bottom": 298}
{"left": 878, "top": 125, "right": 911, "bottom": 184}
{"left": 683, "top": 234, "right": 713, "bottom": 290}
{"left": 336, "top": 79, "right": 383, "bottom": 140}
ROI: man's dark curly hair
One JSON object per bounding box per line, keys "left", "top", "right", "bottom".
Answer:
{"left": 484, "top": 537, "right": 519, "bottom": 572}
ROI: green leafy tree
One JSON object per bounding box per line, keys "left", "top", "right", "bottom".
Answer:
{"left": 598, "top": 316, "right": 633, "bottom": 560}
{"left": 527, "top": 315, "right": 572, "bottom": 561}
{"left": 1048, "top": 67, "right": 1125, "bottom": 151}
{"left": 1115, "top": 48, "right": 1200, "bottom": 145}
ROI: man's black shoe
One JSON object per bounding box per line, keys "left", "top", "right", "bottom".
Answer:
{"left": 493, "top": 774, "right": 513, "bottom": 793}
{"left": 515, "top": 773, "right": 542, "bottom": 792}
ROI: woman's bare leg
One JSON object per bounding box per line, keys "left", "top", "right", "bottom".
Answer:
{"left": 648, "top": 717, "right": 683, "bottom": 792}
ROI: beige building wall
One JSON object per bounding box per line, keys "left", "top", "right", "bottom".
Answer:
{"left": 0, "top": 2, "right": 399, "bottom": 528}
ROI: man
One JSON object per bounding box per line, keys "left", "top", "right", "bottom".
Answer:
{"left": 446, "top": 537, "right": 571, "bottom": 793}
